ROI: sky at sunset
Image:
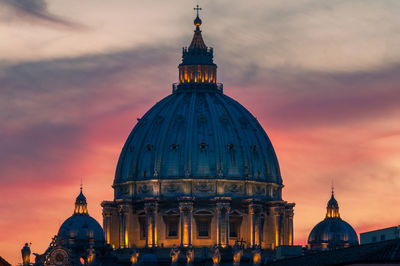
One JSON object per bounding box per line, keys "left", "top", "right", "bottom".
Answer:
{"left": 1, "top": 0, "right": 400, "bottom": 264}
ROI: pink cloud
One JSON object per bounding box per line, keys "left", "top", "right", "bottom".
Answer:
{"left": 2, "top": 46, "right": 400, "bottom": 264}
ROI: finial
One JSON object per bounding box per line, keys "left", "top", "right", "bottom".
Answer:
{"left": 194, "top": 4, "right": 202, "bottom": 17}
{"left": 331, "top": 180, "right": 334, "bottom": 196}
{"left": 194, "top": 4, "right": 202, "bottom": 27}
{"left": 80, "top": 177, "right": 83, "bottom": 193}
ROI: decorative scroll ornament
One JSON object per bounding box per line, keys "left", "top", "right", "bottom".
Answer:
{"left": 194, "top": 182, "right": 213, "bottom": 192}
{"left": 118, "top": 186, "right": 130, "bottom": 196}
{"left": 165, "top": 183, "right": 180, "bottom": 193}
{"left": 225, "top": 183, "right": 243, "bottom": 193}
{"left": 139, "top": 184, "right": 152, "bottom": 194}
{"left": 254, "top": 185, "right": 265, "bottom": 195}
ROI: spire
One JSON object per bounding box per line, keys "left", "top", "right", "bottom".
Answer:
{"left": 326, "top": 187, "right": 340, "bottom": 218}
{"left": 189, "top": 5, "right": 207, "bottom": 50}
{"left": 74, "top": 186, "right": 88, "bottom": 215}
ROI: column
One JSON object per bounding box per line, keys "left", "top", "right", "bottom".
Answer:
{"left": 250, "top": 206, "right": 255, "bottom": 247}
{"left": 144, "top": 201, "right": 158, "bottom": 248}
{"left": 216, "top": 201, "right": 230, "bottom": 247}
{"left": 152, "top": 211, "right": 156, "bottom": 247}
{"left": 180, "top": 208, "right": 184, "bottom": 246}
{"left": 274, "top": 207, "right": 284, "bottom": 247}
{"left": 145, "top": 211, "right": 149, "bottom": 247}
{"left": 216, "top": 206, "right": 222, "bottom": 246}
{"left": 118, "top": 204, "right": 129, "bottom": 248}
{"left": 188, "top": 210, "right": 192, "bottom": 246}
{"left": 257, "top": 212, "right": 262, "bottom": 246}
{"left": 102, "top": 207, "right": 113, "bottom": 245}
{"left": 249, "top": 203, "right": 262, "bottom": 247}
{"left": 225, "top": 207, "right": 230, "bottom": 247}
{"left": 179, "top": 200, "right": 194, "bottom": 247}
{"left": 285, "top": 208, "right": 294, "bottom": 245}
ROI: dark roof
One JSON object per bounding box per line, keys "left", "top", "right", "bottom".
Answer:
{"left": 0, "top": 256, "right": 11, "bottom": 266}
{"left": 327, "top": 193, "right": 338, "bottom": 209}
{"left": 268, "top": 239, "right": 400, "bottom": 266}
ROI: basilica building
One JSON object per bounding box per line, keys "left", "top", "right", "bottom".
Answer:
{"left": 101, "top": 9, "right": 295, "bottom": 252}
{"left": 22, "top": 8, "right": 299, "bottom": 266}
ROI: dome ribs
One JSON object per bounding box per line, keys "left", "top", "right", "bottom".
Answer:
{"left": 228, "top": 97, "right": 272, "bottom": 182}
{"left": 205, "top": 92, "right": 224, "bottom": 178}
{"left": 114, "top": 91, "right": 281, "bottom": 186}
{"left": 115, "top": 94, "right": 173, "bottom": 183}
{"left": 183, "top": 92, "right": 196, "bottom": 177}
{"left": 216, "top": 94, "right": 253, "bottom": 180}
{"left": 193, "top": 92, "right": 212, "bottom": 177}
{"left": 152, "top": 91, "right": 185, "bottom": 179}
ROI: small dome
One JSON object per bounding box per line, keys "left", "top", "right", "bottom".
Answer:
{"left": 58, "top": 188, "right": 105, "bottom": 248}
{"left": 194, "top": 16, "right": 202, "bottom": 26}
{"left": 308, "top": 191, "right": 358, "bottom": 250}
{"left": 308, "top": 218, "right": 358, "bottom": 249}
{"left": 58, "top": 215, "right": 105, "bottom": 244}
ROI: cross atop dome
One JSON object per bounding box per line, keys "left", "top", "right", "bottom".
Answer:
{"left": 194, "top": 4, "right": 202, "bottom": 16}
{"left": 194, "top": 4, "right": 202, "bottom": 26}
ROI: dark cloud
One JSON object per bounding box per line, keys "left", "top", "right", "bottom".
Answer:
{"left": 221, "top": 61, "right": 400, "bottom": 130}
{"left": 0, "top": 0, "right": 83, "bottom": 29}
{"left": 0, "top": 45, "right": 177, "bottom": 184}
{"left": 2, "top": 44, "right": 400, "bottom": 186}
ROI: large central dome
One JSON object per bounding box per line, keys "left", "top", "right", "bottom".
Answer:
{"left": 114, "top": 14, "right": 281, "bottom": 188}
{"left": 115, "top": 90, "right": 281, "bottom": 184}
{"left": 103, "top": 9, "right": 294, "bottom": 251}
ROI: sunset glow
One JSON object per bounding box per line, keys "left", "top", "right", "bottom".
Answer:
{"left": 1, "top": 1, "right": 400, "bottom": 264}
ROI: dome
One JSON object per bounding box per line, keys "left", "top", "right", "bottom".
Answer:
{"left": 58, "top": 188, "right": 105, "bottom": 247}
{"left": 58, "top": 215, "right": 105, "bottom": 243}
{"left": 308, "top": 191, "right": 358, "bottom": 250}
{"left": 308, "top": 218, "right": 358, "bottom": 248}
{"left": 114, "top": 91, "right": 281, "bottom": 184}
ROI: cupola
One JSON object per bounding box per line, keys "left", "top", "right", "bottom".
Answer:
{"left": 74, "top": 186, "right": 88, "bottom": 215}
{"left": 326, "top": 189, "right": 340, "bottom": 218}
{"left": 177, "top": 5, "right": 218, "bottom": 90}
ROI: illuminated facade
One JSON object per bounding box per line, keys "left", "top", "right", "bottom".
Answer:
{"left": 307, "top": 190, "right": 358, "bottom": 251}
{"left": 101, "top": 10, "right": 295, "bottom": 252}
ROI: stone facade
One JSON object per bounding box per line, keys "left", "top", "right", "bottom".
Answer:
{"left": 102, "top": 179, "right": 294, "bottom": 250}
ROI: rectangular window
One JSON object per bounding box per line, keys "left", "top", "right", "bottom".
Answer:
{"left": 372, "top": 236, "right": 377, "bottom": 242}
{"left": 230, "top": 222, "right": 238, "bottom": 238}
{"left": 381, "top": 234, "right": 386, "bottom": 241}
{"left": 229, "top": 216, "right": 243, "bottom": 239}
{"left": 198, "top": 222, "right": 209, "bottom": 237}
{"left": 168, "top": 221, "right": 178, "bottom": 237}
